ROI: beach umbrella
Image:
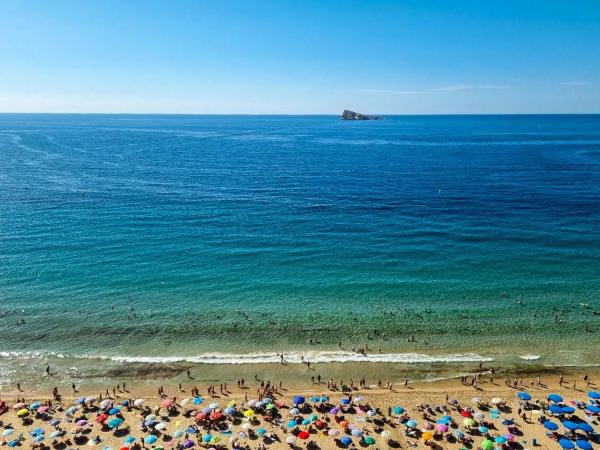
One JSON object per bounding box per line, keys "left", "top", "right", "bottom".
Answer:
{"left": 108, "top": 407, "right": 121, "bottom": 415}
{"left": 328, "top": 429, "right": 340, "bottom": 437}
{"left": 544, "top": 420, "right": 559, "bottom": 431}
{"left": 210, "top": 411, "right": 224, "bottom": 421}
{"left": 30, "top": 401, "right": 41, "bottom": 410}
{"left": 123, "top": 436, "right": 135, "bottom": 444}
{"left": 298, "top": 431, "right": 310, "bottom": 440}
{"left": 502, "top": 419, "right": 514, "bottom": 426}
{"left": 576, "top": 440, "right": 593, "bottom": 450}
{"left": 144, "top": 435, "right": 158, "bottom": 444}
{"left": 192, "top": 397, "right": 203, "bottom": 405}
{"left": 256, "top": 427, "right": 266, "bottom": 436}
{"left": 495, "top": 436, "right": 507, "bottom": 444}
{"left": 562, "top": 406, "right": 576, "bottom": 414}
{"left": 478, "top": 426, "right": 489, "bottom": 433}
{"left": 2, "top": 429, "right": 14, "bottom": 437}
{"left": 287, "top": 419, "right": 298, "bottom": 428}
{"left": 422, "top": 431, "right": 433, "bottom": 441}
{"left": 549, "top": 394, "right": 564, "bottom": 403}
{"left": 588, "top": 391, "right": 600, "bottom": 400}
{"left": 380, "top": 430, "right": 391, "bottom": 440}
{"left": 183, "top": 439, "right": 195, "bottom": 448}
{"left": 490, "top": 397, "right": 502, "bottom": 404}
{"left": 49, "top": 419, "right": 61, "bottom": 427}
{"left": 351, "top": 429, "right": 362, "bottom": 437}
{"left": 329, "top": 407, "right": 340, "bottom": 414}
{"left": 7, "top": 440, "right": 19, "bottom": 448}
{"left": 460, "top": 410, "right": 472, "bottom": 417}
{"left": 293, "top": 395, "right": 305, "bottom": 405}
{"left": 133, "top": 398, "right": 144, "bottom": 407}
{"left": 180, "top": 397, "right": 190, "bottom": 407}
{"left": 173, "top": 430, "right": 184, "bottom": 438}
{"left": 559, "top": 438, "right": 576, "bottom": 449}
{"left": 405, "top": 420, "right": 417, "bottom": 428}
{"left": 517, "top": 392, "right": 532, "bottom": 401}
{"left": 155, "top": 422, "right": 166, "bottom": 431}
{"left": 578, "top": 423, "right": 593, "bottom": 433}
{"left": 49, "top": 430, "right": 61, "bottom": 439}
{"left": 96, "top": 413, "right": 108, "bottom": 423}
{"left": 586, "top": 405, "right": 600, "bottom": 413}
{"left": 364, "top": 436, "right": 375, "bottom": 445}
{"left": 424, "top": 422, "right": 434, "bottom": 431}
{"left": 85, "top": 396, "right": 97, "bottom": 404}
{"left": 17, "top": 408, "right": 29, "bottom": 417}
{"left": 340, "top": 436, "right": 352, "bottom": 446}
{"left": 286, "top": 436, "right": 296, "bottom": 445}
{"left": 339, "top": 420, "right": 349, "bottom": 429}
{"left": 550, "top": 405, "right": 564, "bottom": 414}
{"left": 160, "top": 399, "right": 174, "bottom": 408}
{"left": 463, "top": 418, "right": 475, "bottom": 427}
{"left": 263, "top": 397, "right": 272, "bottom": 404}
{"left": 195, "top": 412, "right": 207, "bottom": 421}
{"left": 315, "top": 420, "right": 326, "bottom": 429}
{"left": 243, "top": 409, "right": 254, "bottom": 418}
{"left": 100, "top": 399, "right": 113, "bottom": 409}
{"left": 454, "top": 430, "right": 465, "bottom": 439}
{"left": 208, "top": 402, "right": 219, "bottom": 410}
{"left": 392, "top": 406, "right": 404, "bottom": 414}
{"left": 340, "top": 398, "right": 351, "bottom": 405}
{"left": 481, "top": 439, "right": 494, "bottom": 450}
{"left": 436, "top": 424, "right": 448, "bottom": 433}
{"left": 76, "top": 419, "right": 88, "bottom": 427}
{"left": 290, "top": 407, "right": 300, "bottom": 416}
{"left": 202, "top": 434, "right": 213, "bottom": 443}
{"left": 224, "top": 407, "right": 235, "bottom": 416}
{"left": 37, "top": 405, "right": 49, "bottom": 413}
{"left": 564, "top": 421, "right": 579, "bottom": 430}
{"left": 12, "top": 402, "right": 25, "bottom": 410}
{"left": 302, "top": 419, "right": 311, "bottom": 426}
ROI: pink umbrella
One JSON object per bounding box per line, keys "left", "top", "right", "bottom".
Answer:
{"left": 436, "top": 424, "right": 448, "bottom": 433}
{"left": 161, "top": 398, "right": 174, "bottom": 408}
{"left": 13, "top": 403, "right": 25, "bottom": 410}
{"left": 76, "top": 419, "right": 88, "bottom": 427}
{"left": 37, "top": 406, "right": 50, "bottom": 413}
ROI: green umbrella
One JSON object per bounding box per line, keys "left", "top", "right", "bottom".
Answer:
{"left": 364, "top": 436, "right": 376, "bottom": 445}
{"left": 481, "top": 439, "right": 494, "bottom": 450}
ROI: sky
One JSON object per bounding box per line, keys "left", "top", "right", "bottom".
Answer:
{"left": 1, "top": 0, "right": 599, "bottom": 114}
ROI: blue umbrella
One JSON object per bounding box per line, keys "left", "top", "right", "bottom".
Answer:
{"left": 544, "top": 421, "right": 559, "bottom": 431}
{"left": 587, "top": 405, "right": 600, "bottom": 413}
{"left": 559, "top": 439, "right": 575, "bottom": 449}
{"left": 340, "top": 436, "right": 352, "bottom": 446}
{"left": 123, "top": 436, "right": 136, "bottom": 444}
{"left": 340, "top": 398, "right": 351, "bottom": 405}
{"left": 478, "top": 426, "right": 489, "bottom": 433}
{"left": 564, "top": 421, "right": 579, "bottom": 430}
{"left": 502, "top": 419, "right": 514, "bottom": 426}
{"left": 405, "top": 420, "right": 417, "bottom": 428}
{"left": 192, "top": 397, "right": 203, "bottom": 405}
{"left": 517, "top": 392, "right": 532, "bottom": 401}
{"left": 562, "top": 406, "right": 576, "bottom": 414}
{"left": 144, "top": 435, "right": 158, "bottom": 444}
{"left": 495, "top": 436, "right": 507, "bottom": 444}
{"left": 436, "top": 419, "right": 449, "bottom": 425}
{"left": 550, "top": 405, "right": 564, "bottom": 414}
{"left": 302, "top": 419, "right": 310, "bottom": 426}
{"left": 588, "top": 392, "right": 600, "bottom": 400}
{"left": 293, "top": 395, "right": 305, "bottom": 405}
{"left": 108, "top": 407, "right": 120, "bottom": 415}
{"left": 202, "top": 434, "right": 213, "bottom": 443}
{"left": 7, "top": 440, "right": 19, "bottom": 447}
{"left": 454, "top": 430, "right": 464, "bottom": 439}
{"left": 310, "top": 396, "right": 319, "bottom": 403}
{"left": 29, "top": 402, "right": 41, "bottom": 410}
{"left": 351, "top": 429, "right": 362, "bottom": 437}
{"left": 257, "top": 428, "right": 266, "bottom": 436}
{"left": 392, "top": 406, "right": 404, "bottom": 414}
{"left": 578, "top": 423, "right": 593, "bottom": 433}
{"left": 576, "top": 439, "right": 592, "bottom": 450}
{"left": 287, "top": 420, "right": 298, "bottom": 428}
{"left": 320, "top": 396, "right": 329, "bottom": 402}
{"left": 549, "top": 394, "right": 564, "bottom": 403}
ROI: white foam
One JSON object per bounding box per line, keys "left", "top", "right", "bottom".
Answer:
{"left": 0, "top": 350, "right": 493, "bottom": 365}
{"left": 519, "top": 354, "right": 541, "bottom": 361}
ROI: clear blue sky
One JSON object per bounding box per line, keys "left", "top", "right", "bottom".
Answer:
{"left": 1, "top": 0, "right": 599, "bottom": 114}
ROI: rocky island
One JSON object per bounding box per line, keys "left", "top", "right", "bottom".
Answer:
{"left": 341, "top": 109, "right": 383, "bottom": 120}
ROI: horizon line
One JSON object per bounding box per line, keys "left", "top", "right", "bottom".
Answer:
{"left": 1, "top": 111, "right": 599, "bottom": 116}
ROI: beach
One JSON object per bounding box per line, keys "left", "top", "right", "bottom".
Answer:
{"left": 1, "top": 368, "right": 599, "bottom": 449}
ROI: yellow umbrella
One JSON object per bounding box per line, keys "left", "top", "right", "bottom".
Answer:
{"left": 243, "top": 409, "right": 255, "bottom": 418}
{"left": 422, "top": 431, "right": 433, "bottom": 441}
{"left": 227, "top": 400, "right": 236, "bottom": 408}
{"left": 17, "top": 408, "right": 29, "bottom": 417}
{"left": 463, "top": 418, "right": 475, "bottom": 427}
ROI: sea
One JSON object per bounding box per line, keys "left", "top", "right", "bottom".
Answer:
{"left": 1, "top": 114, "right": 599, "bottom": 387}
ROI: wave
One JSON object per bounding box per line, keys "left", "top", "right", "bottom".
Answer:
{"left": 0, "top": 351, "right": 494, "bottom": 365}
{"left": 519, "top": 354, "right": 541, "bottom": 361}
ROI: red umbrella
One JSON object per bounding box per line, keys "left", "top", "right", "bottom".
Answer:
{"left": 315, "top": 420, "right": 326, "bottom": 429}
{"left": 195, "top": 412, "right": 208, "bottom": 421}
{"left": 95, "top": 413, "right": 108, "bottom": 423}
{"left": 460, "top": 410, "right": 472, "bottom": 417}
{"left": 210, "top": 411, "right": 224, "bottom": 421}
{"left": 298, "top": 431, "right": 310, "bottom": 440}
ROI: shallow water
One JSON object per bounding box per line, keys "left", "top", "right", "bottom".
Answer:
{"left": 1, "top": 114, "right": 599, "bottom": 386}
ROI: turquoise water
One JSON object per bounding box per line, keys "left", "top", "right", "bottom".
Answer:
{"left": 0, "top": 114, "right": 599, "bottom": 382}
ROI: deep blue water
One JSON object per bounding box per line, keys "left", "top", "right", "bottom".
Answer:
{"left": 0, "top": 114, "right": 599, "bottom": 371}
